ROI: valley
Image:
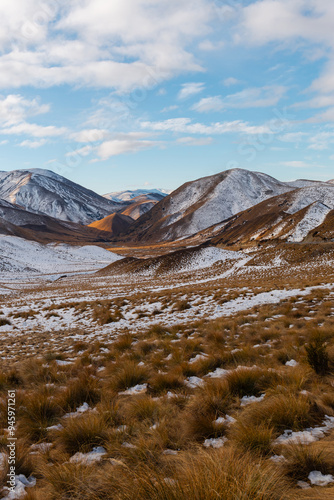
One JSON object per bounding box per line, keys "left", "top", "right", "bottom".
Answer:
{"left": 0, "top": 167, "right": 334, "bottom": 499}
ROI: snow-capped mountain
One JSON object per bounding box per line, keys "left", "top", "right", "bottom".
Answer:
{"left": 103, "top": 189, "right": 168, "bottom": 203}
{"left": 121, "top": 168, "right": 311, "bottom": 243}
{"left": 0, "top": 198, "right": 116, "bottom": 244}
{"left": 0, "top": 169, "right": 122, "bottom": 224}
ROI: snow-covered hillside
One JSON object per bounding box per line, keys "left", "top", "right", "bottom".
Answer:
{"left": 287, "top": 202, "right": 332, "bottom": 242}
{"left": 125, "top": 169, "right": 305, "bottom": 242}
{"left": 173, "top": 169, "right": 295, "bottom": 237}
{"left": 104, "top": 189, "right": 168, "bottom": 202}
{"left": 0, "top": 169, "right": 121, "bottom": 224}
{"left": 286, "top": 185, "right": 334, "bottom": 214}
{"left": 0, "top": 235, "right": 123, "bottom": 276}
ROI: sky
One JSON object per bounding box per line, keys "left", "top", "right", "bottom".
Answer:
{"left": 0, "top": 0, "right": 334, "bottom": 194}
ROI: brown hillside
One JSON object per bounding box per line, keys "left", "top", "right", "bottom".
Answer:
{"left": 89, "top": 213, "right": 134, "bottom": 236}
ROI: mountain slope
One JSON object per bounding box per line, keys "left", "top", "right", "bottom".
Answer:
{"left": 0, "top": 169, "right": 122, "bottom": 224}
{"left": 120, "top": 198, "right": 157, "bottom": 220}
{"left": 118, "top": 169, "right": 304, "bottom": 243}
{"left": 210, "top": 183, "right": 334, "bottom": 246}
{"left": 88, "top": 213, "right": 134, "bottom": 236}
{"left": 0, "top": 199, "right": 115, "bottom": 244}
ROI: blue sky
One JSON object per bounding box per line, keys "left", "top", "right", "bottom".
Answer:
{"left": 0, "top": 0, "right": 334, "bottom": 194}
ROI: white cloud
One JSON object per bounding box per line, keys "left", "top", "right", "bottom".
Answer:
{"left": 141, "top": 117, "right": 272, "bottom": 135}
{"left": 19, "top": 138, "right": 47, "bottom": 148}
{"left": 66, "top": 145, "right": 93, "bottom": 157}
{"left": 238, "top": 1, "right": 334, "bottom": 47}
{"left": 279, "top": 132, "right": 308, "bottom": 142}
{"left": 198, "top": 40, "right": 224, "bottom": 51}
{"left": 223, "top": 77, "right": 241, "bottom": 86}
{"left": 192, "top": 86, "right": 286, "bottom": 112}
{"left": 222, "top": 86, "right": 286, "bottom": 108}
{"left": 282, "top": 160, "right": 311, "bottom": 168}
{"left": 0, "top": 140, "right": 8, "bottom": 145}
{"left": 237, "top": 1, "right": 334, "bottom": 123}
{"left": 1, "top": 122, "right": 67, "bottom": 138}
{"left": 177, "top": 136, "right": 213, "bottom": 146}
{"left": 0, "top": 0, "right": 217, "bottom": 91}
{"left": 178, "top": 82, "right": 205, "bottom": 100}
{"left": 0, "top": 94, "right": 49, "bottom": 126}
{"left": 308, "top": 131, "right": 334, "bottom": 150}
{"left": 161, "top": 105, "right": 179, "bottom": 113}
{"left": 97, "top": 139, "right": 157, "bottom": 160}
{"left": 71, "top": 129, "right": 110, "bottom": 143}
{"left": 192, "top": 96, "right": 224, "bottom": 112}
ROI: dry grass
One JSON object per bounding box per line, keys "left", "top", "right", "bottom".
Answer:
{"left": 1, "top": 260, "right": 334, "bottom": 498}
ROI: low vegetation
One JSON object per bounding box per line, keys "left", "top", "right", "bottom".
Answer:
{"left": 1, "top": 261, "right": 334, "bottom": 498}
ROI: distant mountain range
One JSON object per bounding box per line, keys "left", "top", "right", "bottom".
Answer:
{"left": 103, "top": 188, "right": 168, "bottom": 203}
{"left": 0, "top": 167, "right": 333, "bottom": 247}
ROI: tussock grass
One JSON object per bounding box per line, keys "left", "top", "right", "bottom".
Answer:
{"left": 106, "top": 360, "right": 148, "bottom": 392}
{"left": 117, "top": 447, "right": 293, "bottom": 500}
{"left": 147, "top": 369, "right": 185, "bottom": 396}
{"left": 229, "top": 421, "right": 275, "bottom": 456}
{"left": 18, "top": 390, "right": 63, "bottom": 441}
{"left": 122, "top": 396, "right": 160, "bottom": 424}
{"left": 225, "top": 367, "right": 278, "bottom": 397}
{"left": 237, "top": 392, "right": 324, "bottom": 434}
{"left": 184, "top": 379, "right": 231, "bottom": 441}
{"left": 57, "top": 374, "right": 100, "bottom": 412}
{"left": 283, "top": 442, "right": 334, "bottom": 480}
{"left": 56, "top": 413, "right": 109, "bottom": 454}
{"left": 2, "top": 265, "right": 334, "bottom": 499}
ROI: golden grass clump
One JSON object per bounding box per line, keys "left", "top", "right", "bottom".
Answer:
{"left": 56, "top": 413, "right": 109, "bottom": 454}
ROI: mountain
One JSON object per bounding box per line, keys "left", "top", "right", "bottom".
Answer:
{"left": 0, "top": 169, "right": 122, "bottom": 224}
{"left": 210, "top": 183, "right": 334, "bottom": 247}
{"left": 0, "top": 199, "right": 115, "bottom": 244}
{"left": 88, "top": 213, "right": 134, "bottom": 236}
{"left": 120, "top": 197, "right": 157, "bottom": 220}
{"left": 103, "top": 189, "right": 168, "bottom": 203}
{"left": 117, "top": 169, "right": 307, "bottom": 243}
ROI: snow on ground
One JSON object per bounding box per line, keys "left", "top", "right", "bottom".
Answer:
{"left": 2, "top": 475, "right": 36, "bottom": 499}
{"left": 70, "top": 447, "right": 107, "bottom": 465}
{"left": 179, "top": 247, "right": 244, "bottom": 272}
{"left": 308, "top": 471, "right": 334, "bottom": 487}
{"left": 0, "top": 235, "right": 123, "bottom": 276}
{"left": 203, "top": 437, "right": 227, "bottom": 448}
{"left": 275, "top": 416, "right": 334, "bottom": 445}
{"left": 288, "top": 202, "right": 331, "bottom": 243}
